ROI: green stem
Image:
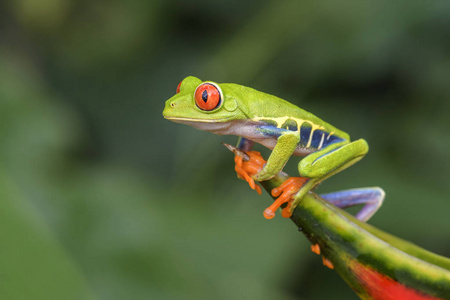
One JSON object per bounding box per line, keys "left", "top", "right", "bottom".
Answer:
{"left": 260, "top": 173, "right": 450, "bottom": 299}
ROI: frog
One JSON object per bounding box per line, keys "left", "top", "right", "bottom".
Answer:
{"left": 163, "top": 76, "right": 384, "bottom": 221}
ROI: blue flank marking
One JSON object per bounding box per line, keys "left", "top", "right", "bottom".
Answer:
{"left": 257, "top": 125, "right": 287, "bottom": 137}
{"left": 300, "top": 125, "right": 344, "bottom": 149}
{"left": 326, "top": 133, "right": 344, "bottom": 146}
{"left": 300, "top": 126, "right": 311, "bottom": 146}
{"left": 310, "top": 130, "right": 324, "bottom": 148}
{"left": 257, "top": 123, "right": 345, "bottom": 151}
{"left": 313, "top": 129, "right": 344, "bottom": 148}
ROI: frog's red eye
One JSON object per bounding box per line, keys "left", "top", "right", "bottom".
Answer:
{"left": 176, "top": 81, "right": 182, "bottom": 93}
{"left": 194, "top": 83, "right": 221, "bottom": 111}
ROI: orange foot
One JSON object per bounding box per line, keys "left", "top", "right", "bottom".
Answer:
{"left": 263, "top": 177, "right": 309, "bottom": 219}
{"left": 234, "top": 151, "right": 266, "bottom": 195}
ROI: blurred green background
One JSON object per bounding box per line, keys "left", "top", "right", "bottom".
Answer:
{"left": 1, "top": 0, "right": 449, "bottom": 299}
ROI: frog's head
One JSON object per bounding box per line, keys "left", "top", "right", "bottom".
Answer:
{"left": 162, "top": 76, "right": 249, "bottom": 133}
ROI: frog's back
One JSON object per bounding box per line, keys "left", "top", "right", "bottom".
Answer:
{"left": 224, "top": 83, "right": 350, "bottom": 155}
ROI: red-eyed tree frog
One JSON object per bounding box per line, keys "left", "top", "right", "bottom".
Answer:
{"left": 163, "top": 76, "right": 384, "bottom": 221}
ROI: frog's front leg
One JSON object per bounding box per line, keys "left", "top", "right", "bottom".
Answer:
{"left": 254, "top": 131, "right": 300, "bottom": 181}
{"left": 234, "top": 132, "right": 300, "bottom": 198}
{"left": 233, "top": 137, "right": 263, "bottom": 194}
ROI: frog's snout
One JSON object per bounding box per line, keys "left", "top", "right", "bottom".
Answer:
{"left": 162, "top": 99, "right": 177, "bottom": 118}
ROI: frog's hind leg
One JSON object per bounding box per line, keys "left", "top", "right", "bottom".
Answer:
{"left": 277, "top": 139, "right": 369, "bottom": 218}
{"left": 320, "top": 187, "right": 385, "bottom": 222}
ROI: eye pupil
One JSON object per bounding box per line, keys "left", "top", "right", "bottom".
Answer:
{"left": 202, "top": 90, "right": 208, "bottom": 102}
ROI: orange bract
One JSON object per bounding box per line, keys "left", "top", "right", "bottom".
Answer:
{"left": 311, "top": 244, "right": 321, "bottom": 255}
{"left": 322, "top": 257, "right": 334, "bottom": 269}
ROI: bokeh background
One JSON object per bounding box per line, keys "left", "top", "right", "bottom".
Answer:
{"left": 1, "top": 0, "right": 449, "bottom": 299}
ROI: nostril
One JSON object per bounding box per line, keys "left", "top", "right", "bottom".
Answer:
{"left": 170, "top": 102, "right": 176, "bottom": 108}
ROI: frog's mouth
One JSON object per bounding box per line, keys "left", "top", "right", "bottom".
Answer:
{"left": 163, "top": 116, "right": 229, "bottom": 123}
{"left": 164, "top": 116, "right": 247, "bottom": 135}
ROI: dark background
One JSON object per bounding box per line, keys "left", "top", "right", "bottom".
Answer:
{"left": 1, "top": 0, "right": 449, "bottom": 299}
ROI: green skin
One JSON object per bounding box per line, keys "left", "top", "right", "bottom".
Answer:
{"left": 163, "top": 76, "right": 369, "bottom": 213}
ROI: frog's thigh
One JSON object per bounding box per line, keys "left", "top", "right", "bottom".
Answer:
{"left": 299, "top": 139, "right": 368, "bottom": 179}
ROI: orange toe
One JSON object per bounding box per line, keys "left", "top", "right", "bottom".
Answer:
{"left": 263, "top": 208, "right": 276, "bottom": 219}
{"left": 281, "top": 200, "right": 294, "bottom": 218}
{"left": 264, "top": 177, "right": 308, "bottom": 219}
